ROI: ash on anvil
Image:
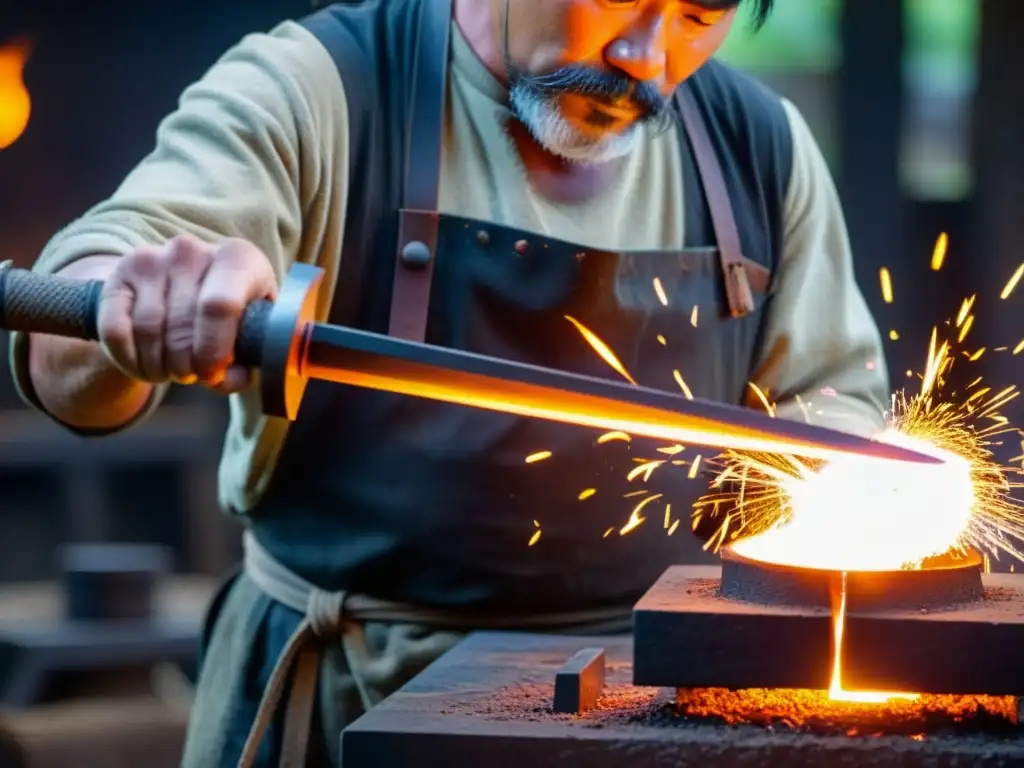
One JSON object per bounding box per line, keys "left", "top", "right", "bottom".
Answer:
{"left": 341, "top": 561, "right": 1024, "bottom": 767}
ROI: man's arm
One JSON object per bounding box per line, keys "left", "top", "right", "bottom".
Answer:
{"left": 747, "top": 98, "right": 889, "bottom": 437}
{"left": 13, "top": 21, "right": 350, "bottom": 432}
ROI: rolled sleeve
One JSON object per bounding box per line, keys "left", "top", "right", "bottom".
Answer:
{"left": 9, "top": 20, "right": 341, "bottom": 430}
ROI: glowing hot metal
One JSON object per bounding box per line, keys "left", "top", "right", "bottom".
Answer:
{"left": 0, "top": 262, "right": 941, "bottom": 465}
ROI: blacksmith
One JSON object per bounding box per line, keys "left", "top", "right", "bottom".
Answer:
{"left": 10, "top": 0, "right": 889, "bottom": 765}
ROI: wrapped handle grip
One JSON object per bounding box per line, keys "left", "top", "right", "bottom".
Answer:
{"left": 0, "top": 262, "right": 273, "bottom": 367}
{"left": 0, "top": 262, "right": 104, "bottom": 342}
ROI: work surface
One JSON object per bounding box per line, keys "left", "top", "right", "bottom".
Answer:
{"left": 342, "top": 631, "right": 1024, "bottom": 767}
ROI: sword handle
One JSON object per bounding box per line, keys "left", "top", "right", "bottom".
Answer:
{"left": 0, "top": 261, "right": 104, "bottom": 342}
{"left": 235, "top": 299, "right": 272, "bottom": 367}
{"left": 0, "top": 261, "right": 274, "bottom": 367}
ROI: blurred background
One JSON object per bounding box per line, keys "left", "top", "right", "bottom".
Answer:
{"left": 0, "top": 0, "right": 1020, "bottom": 765}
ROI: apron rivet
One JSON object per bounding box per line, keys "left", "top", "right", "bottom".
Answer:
{"left": 400, "top": 240, "right": 431, "bottom": 268}
{"left": 514, "top": 239, "right": 529, "bottom": 255}
{"left": 575, "top": 252, "right": 585, "bottom": 261}
{"left": 475, "top": 230, "right": 490, "bottom": 247}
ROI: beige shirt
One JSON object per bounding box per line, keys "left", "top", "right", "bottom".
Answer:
{"left": 9, "top": 21, "right": 889, "bottom": 514}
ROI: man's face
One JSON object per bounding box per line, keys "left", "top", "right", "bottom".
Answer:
{"left": 506, "top": 0, "right": 738, "bottom": 164}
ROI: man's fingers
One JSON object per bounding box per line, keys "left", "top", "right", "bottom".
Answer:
{"left": 164, "top": 236, "right": 212, "bottom": 379}
{"left": 96, "top": 276, "right": 138, "bottom": 377}
{"left": 193, "top": 239, "right": 277, "bottom": 379}
{"left": 127, "top": 253, "right": 170, "bottom": 382}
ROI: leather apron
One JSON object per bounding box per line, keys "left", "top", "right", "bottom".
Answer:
{"left": 186, "top": 2, "right": 778, "bottom": 766}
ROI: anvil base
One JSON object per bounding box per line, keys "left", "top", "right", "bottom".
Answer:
{"left": 634, "top": 566, "right": 1024, "bottom": 694}
{"left": 340, "top": 631, "right": 1024, "bottom": 768}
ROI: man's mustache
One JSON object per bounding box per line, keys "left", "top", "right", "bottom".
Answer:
{"left": 516, "top": 64, "right": 668, "bottom": 121}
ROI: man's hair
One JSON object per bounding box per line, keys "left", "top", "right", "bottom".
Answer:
{"left": 746, "top": 0, "right": 775, "bottom": 30}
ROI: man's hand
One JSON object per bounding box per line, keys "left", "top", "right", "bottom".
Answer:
{"left": 98, "top": 235, "right": 277, "bottom": 393}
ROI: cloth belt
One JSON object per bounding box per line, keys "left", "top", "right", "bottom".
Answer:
{"left": 236, "top": 531, "right": 632, "bottom": 767}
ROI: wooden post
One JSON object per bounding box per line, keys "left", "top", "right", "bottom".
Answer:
{"left": 973, "top": 1, "right": 1024, "bottom": 427}
{"left": 836, "top": 0, "right": 906, "bottom": 389}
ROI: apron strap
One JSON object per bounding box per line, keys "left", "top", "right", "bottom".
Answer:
{"left": 235, "top": 530, "right": 633, "bottom": 768}
{"left": 675, "top": 87, "right": 758, "bottom": 318}
{"left": 387, "top": 0, "right": 453, "bottom": 342}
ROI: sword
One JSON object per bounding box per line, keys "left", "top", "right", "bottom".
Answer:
{"left": 0, "top": 261, "right": 939, "bottom": 465}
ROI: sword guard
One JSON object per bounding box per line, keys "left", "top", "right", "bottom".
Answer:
{"left": 250, "top": 263, "right": 325, "bottom": 421}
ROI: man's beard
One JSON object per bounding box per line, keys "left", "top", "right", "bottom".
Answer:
{"left": 508, "top": 64, "right": 672, "bottom": 165}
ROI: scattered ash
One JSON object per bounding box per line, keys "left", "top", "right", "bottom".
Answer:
{"left": 984, "top": 586, "right": 1017, "bottom": 603}
{"left": 684, "top": 579, "right": 720, "bottom": 599}
{"left": 450, "top": 682, "right": 1020, "bottom": 740}
{"left": 666, "top": 688, "right": 1019, "bottom": 737}
{"left": 441, "top": 673, "right": 662, "bottom": 726}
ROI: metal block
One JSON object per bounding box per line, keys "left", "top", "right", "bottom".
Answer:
{"left": 552, "top": 647, "right": 605, "bottom": 714}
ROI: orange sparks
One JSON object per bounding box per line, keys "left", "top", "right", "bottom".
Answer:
{"left": 627, "top": 460, "right": 664, "bottom": 482}
{"left": 879, "top": 267, "right": 894, "bottom": 304}
{"left": 1014, "top": 340, "right": 1024, "bottom": 355}
{"left": 578, "top": 488, "right": 596, "bottom": 500}
{"left": 1000, "top": 263, "right": 1024, "bottom": 300}
{"left": 672, "top": 370, "right": 694, "bottom": 399}
{"left": 930, "top": 232, "right": 948, "bottom": 271}
{"left": 708, "top": 318, "right": 1024, "bottom": 571}
{"left": 690, "top": 306, "right": 699, "bottom": 327}
{"left": 747, "top": 382, "right": 776, "bottom": 417}
{"left": 889, "top": 330, "right": 899, "bottom": 341}
{"left": 525, "top": 451, "right": 552, "bottom": 463}
{"left": 956, "top": 295, "right": 975, "bottom": 326}
{"left": 652, "top": 277, "right": 669, "bottom": 306}
{"left": 528, "top": 520, "right": 542, "bottom": 546}
{"left": 957, "top": 315, "right": 975, "bottom": 343}
{"left": 657, "top": 334, "right": 667, "bottom": 345}
{"left": 564, "top": 315, "right": 638, "bottom": 385}
{"left": 688, "top": 455, "right": 703, "bottom": 479}
{"left": 597, "top": 431, "right": 630, "bottom": 444}
{"left": 657, "top": 444, "right": 685, "bottom": 455}
{"left": 620, "top": 493, "right": 661, "bottom": 535}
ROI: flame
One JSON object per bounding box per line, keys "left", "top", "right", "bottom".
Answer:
{"left": 694, "top": 302, "right": 1024, "bottom": 701}
{"left": 727, "top": 429, "right": 974, "bottom": 571}
{"left": 706, "top": 327, "right": 1024, "bottom": 571}
{"left": 0, "top": 38, "right": 31, "bottom": 150}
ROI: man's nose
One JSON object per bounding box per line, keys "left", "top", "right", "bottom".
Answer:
{"left": 604, "top": 15, "right": 666, "bottom": 83}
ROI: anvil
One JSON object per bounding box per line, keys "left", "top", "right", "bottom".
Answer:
{"left": 0, "top": 261, "right": 938, "bottom": 464}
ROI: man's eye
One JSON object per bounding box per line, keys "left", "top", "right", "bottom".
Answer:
{"left": 683, "top": 14, "right": 713, "bottom": 27}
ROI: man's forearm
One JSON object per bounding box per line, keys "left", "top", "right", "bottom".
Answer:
{"left": 27, "top": 256, "right": 153, "bottom": 430}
